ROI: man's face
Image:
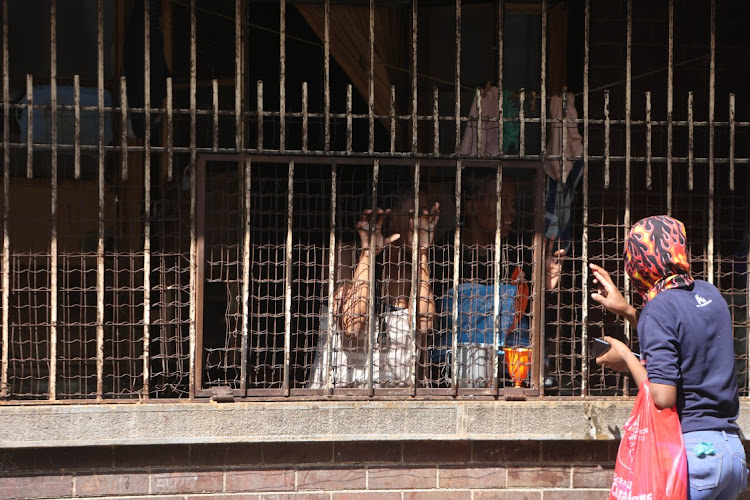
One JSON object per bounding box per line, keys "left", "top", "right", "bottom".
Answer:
{"left": 470, "top": 180, "right": 518, "bottom": 237}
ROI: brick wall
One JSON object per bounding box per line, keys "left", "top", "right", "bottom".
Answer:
{"left": 4, "top": 440, "right": 749, "bottom": 498}
{"left": 0, "top": 441, "right": 618, "bottom": 499}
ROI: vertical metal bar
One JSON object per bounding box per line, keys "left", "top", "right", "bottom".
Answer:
{"left": 302, "top": 82, "right": 308, "bottom": 153}
{"left": 451, "top": 162, "right": 461, "bottom": 394}
{"left": 561, "top": 88, "right": 567, "bottom": 181}
{"left": 492, "top": 164, "right": 502, "bottom": 394}
{"left": 540, "top": 0, "right": 547, "bottom": 164}
{"left": 257, "top": 81, "right": 263, "bottom": 151}
{"left": 49, "top": 0, "right": 58, "bottom": 401}
{"left": 604, "top": 91, "right": 610, "bottom": 188}
{"left": 410, "top": 161, "right": 420, "bottom": 394}
{"left": 368, "top": 0, "right": 374, "bottom": 154}
{"left": 497, "top": 0, "right": 504, "bottom": 154}
{"left": 707, "top": 0, "right": 715, "bottom": 285}
{"left": 2, "top": 0, "right": 10, "bottom": 399}
{"left": 519, "top": 89, "right": 525, "bottom": 157}
{"left": 346, "top": 84, "right": 352, "bottom": 154}
{"left": 390, "top": 86, "right": 396, "bottom": 154}
{"left": 624, "top": 0, "right": 632, "bottom": 342}
{"left": 166, "top": 77, "right": 172, "bottom": 180}
{"left": 212, "top": 79, "right": 218, "bottom": 152}
{"left": 279, "top": 0, "right": 286, "bottom": 152}
{"left": 688, "top": 92, "right": 694, "bottom": 190}
{"left": 283, "top": 161, "right": 294, "bottom": 396}
{"left": 581, "top": 0, "right": 590, "bottom": 396}
{"left": 476, "top": 88, "right": 483, "bottom": 156}
{"left": 235, "top": 0, "right": 242, "bottom": 151}
{"left": 453, "top": 0, "right": 460, "bottom": 155}
{"left": 25, "top": 74, "right": 32, "bottom": 179}
{"left": 531, "top": 164, "right": 545, "bottom": 390}
{"left": 729, "top": 94, "right": 735, "bottom": 191}
{"left": 188, "top": 0, "right": 197, "bottom": 399}
{"left": 120, "top": 76, "right": 128, "bottom": 181}
{"left": 73, "top": 75, "right": 80, "bottom": 180}
{"left": 433, "top": 87, "right": 439, "bottom": 155}
{"left": 240, "top": 158, "right": 251, "bottom": 394}
{"left": 412, "top": 0, "right": 419, "bottom": 154}
{"left": 96, "top": 0, "right": 104, "bottom": 400}
{"left": 667, "top": 0, "right": 674, "bottom": 216}
{"left": 142, "top": 0, "right": 152, "bottom": 398}
{"left": 324, "top": 0, "right": 330, "bottom": 153}
{"left": 367, "top": 161, "right": 379, "bottom": 394}
{"left": 646, "top": 91, "right": 652, "bottom": 190}
{"left": 326, "top": 161, "right": 337, "bottom": 394}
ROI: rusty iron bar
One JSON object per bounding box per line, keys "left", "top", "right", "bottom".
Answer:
{"left": 73, "top": 75, "right": 80, "bottom": 180}
{"left": 284, "top": 160, "right": 294, "bottom": 397}
{"left": 604, "top": 90, "right": 610, "bottom": 189}
{"left": 279, "top": 0, "right": 286, "bottom": 152}
{"left": 142, "top": 0, "right": 153, "bottom": 398}
{"left": 410, "top": 161, "right": 420, "bottom": 394}
{"left": 120, "top": 76, "right": 128, "bottom": 181}
{"left": 624, "top": 0, "right": 632, "bottom": 344}
{"left": 25, "top": 74, "right": 32, "bottom": 178}
{"left": 367, "top": 160, "right": 379, "bottom": 395}
{"left": 729, "top": 94, "right": 735, "bottom": 191}
{"left": 519, "top": 89, "right": 525, "bottom": 157}
{"left": 451, "top": 161, "right": 461, "bottom": 395}
{"left": 497, "top": 0, "right": 504, "bottom": 155}
{"left": 1, "top": 0, "right": 9, "bottom": 399}
{"left": 433, "top": 87, "right": 439, "bottom": 155}
{"left": 326, "top": 160, "right": 337, "bottom": 395}
{"left": 413, "top": 0, "right": 419, "bottom": 154}
{"left": 540, "top": 0, "right": 547, "bottom": 165}
{"left": 302, "top": 82, "right": 308, "bottom": 153}
{"left": 49, "top": 0, "right": 58, "bottom": 401}
{"left": 561, "top": 88, "right": 567, "bottom": 183}
{"left": 257, "top": 81, "right": 263, "bottom": 151}
{"left": 213, "top": 79, "right": 219, "bottom": 152}
{"left": 235, "top": 0, "right": 242, "bottom": 151}
{"left": 646, "top": 91, "right": 651, "bottom": 190}
{"left": 707, "top": 0, "right": 715, "bottom": 285}
{"left": 188, "top": 0, "right": 197, "bottom": 399}
{"left": 492, "top": 164, "right": 503, "bottom": 394}
{"left": 346, "top": 84, "right": 352, "bottom": 154}
{"left": 476, "top": 88, "right": 483, "bottom": 156}
{"left": 368, "top": 0, "right": 374, "bottom": 154}
{"left": 688, "top": 92, "right": 694, "bottom": 190}
{"left": 324, "top": 0, "right": 330, "bottom": 153}
{"left": 667, "top": 0, "right": 673, "bottom": 216}
{"left": 454, "top": 0, "right": 460, "bottom": 155}
{"left": 96, "top": 0, "right": 104, "bottom": 400}
{"left": 581, "top": 0, "right": 590, "bottom": 395}
{"left": 166, "top": 77, "right": 173, "bottom": 179}
{"left": 240, "top": 157, "right": 251, "bottom": 394}
{"left": 390, "top": 86, "right": 396, "bottom": 154}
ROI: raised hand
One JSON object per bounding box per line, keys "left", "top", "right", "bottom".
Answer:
{"left": 409, "top": 202, "right": 440, "bottom": 250}
{"left": 589, "top": 263, "right": 637, "bottom": 323}
{"left": 545, "top": 237, "right": 565, "bottom": 290}
{"left": 356, "top": 208, "right": 400, "bottom": 255}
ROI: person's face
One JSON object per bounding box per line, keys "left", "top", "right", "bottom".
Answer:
{"left": 469, "top": 180, "right": 518, "bottom": 237}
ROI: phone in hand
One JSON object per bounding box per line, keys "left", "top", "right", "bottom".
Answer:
{"left": 589, "top": 337, "right": 612, "bottom": 358}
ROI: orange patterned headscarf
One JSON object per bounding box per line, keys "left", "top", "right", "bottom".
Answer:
{"left": 624, "top": 216, "right": 694, "bottom": 302}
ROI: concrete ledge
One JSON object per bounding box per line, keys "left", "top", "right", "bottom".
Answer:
{"left": 1, "top": 400, "right": 749, "bottom": 448}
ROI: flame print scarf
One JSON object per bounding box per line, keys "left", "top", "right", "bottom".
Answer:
{"left": 624, "top": 215, "right": 694, "bottom": 302}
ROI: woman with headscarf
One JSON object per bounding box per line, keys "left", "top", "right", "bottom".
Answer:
{"left": 590, "top": 215, "right": 747, "bottom": 499}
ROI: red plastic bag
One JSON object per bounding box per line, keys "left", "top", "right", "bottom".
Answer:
{"left": 610, "top": 380, "right": 688, "bottom": 500}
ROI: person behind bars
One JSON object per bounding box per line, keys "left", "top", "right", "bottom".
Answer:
{"left": 591, "top": 215, "right": 747, "bottom": 499}
{"left": 308, "top": 179, "right": 439, "bottom": 389}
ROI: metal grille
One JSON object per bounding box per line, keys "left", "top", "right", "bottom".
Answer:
{"left": 0, "top": 0, "right": 747, "bottom": 401}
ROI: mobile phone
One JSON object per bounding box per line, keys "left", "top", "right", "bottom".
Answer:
{"left": 589, "top": 337, "right": 612, "bottom": 358}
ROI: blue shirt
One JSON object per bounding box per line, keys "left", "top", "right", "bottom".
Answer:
{"left": 638, "top": 280, "right": 740, "bottom": 433}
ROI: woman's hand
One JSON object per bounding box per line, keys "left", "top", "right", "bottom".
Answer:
{"left": 409, "top": 202, "right": 440, "bottom": 250}
{"left": 595, "top": 336, "right": 634, "bottom": 373}
{"left": 589, "top": 263, "right": 637, "bottom": 323}
{"left": 357, "top": 208, "right": 400, "bottom": 255}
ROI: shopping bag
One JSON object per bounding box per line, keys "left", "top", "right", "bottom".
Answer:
{"left": 610, "top": 380, "right": 688, "bottom": 500}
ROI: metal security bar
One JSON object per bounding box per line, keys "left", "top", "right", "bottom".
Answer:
{"left": 0, "top": 0, "right": 746, "bottom": 401}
